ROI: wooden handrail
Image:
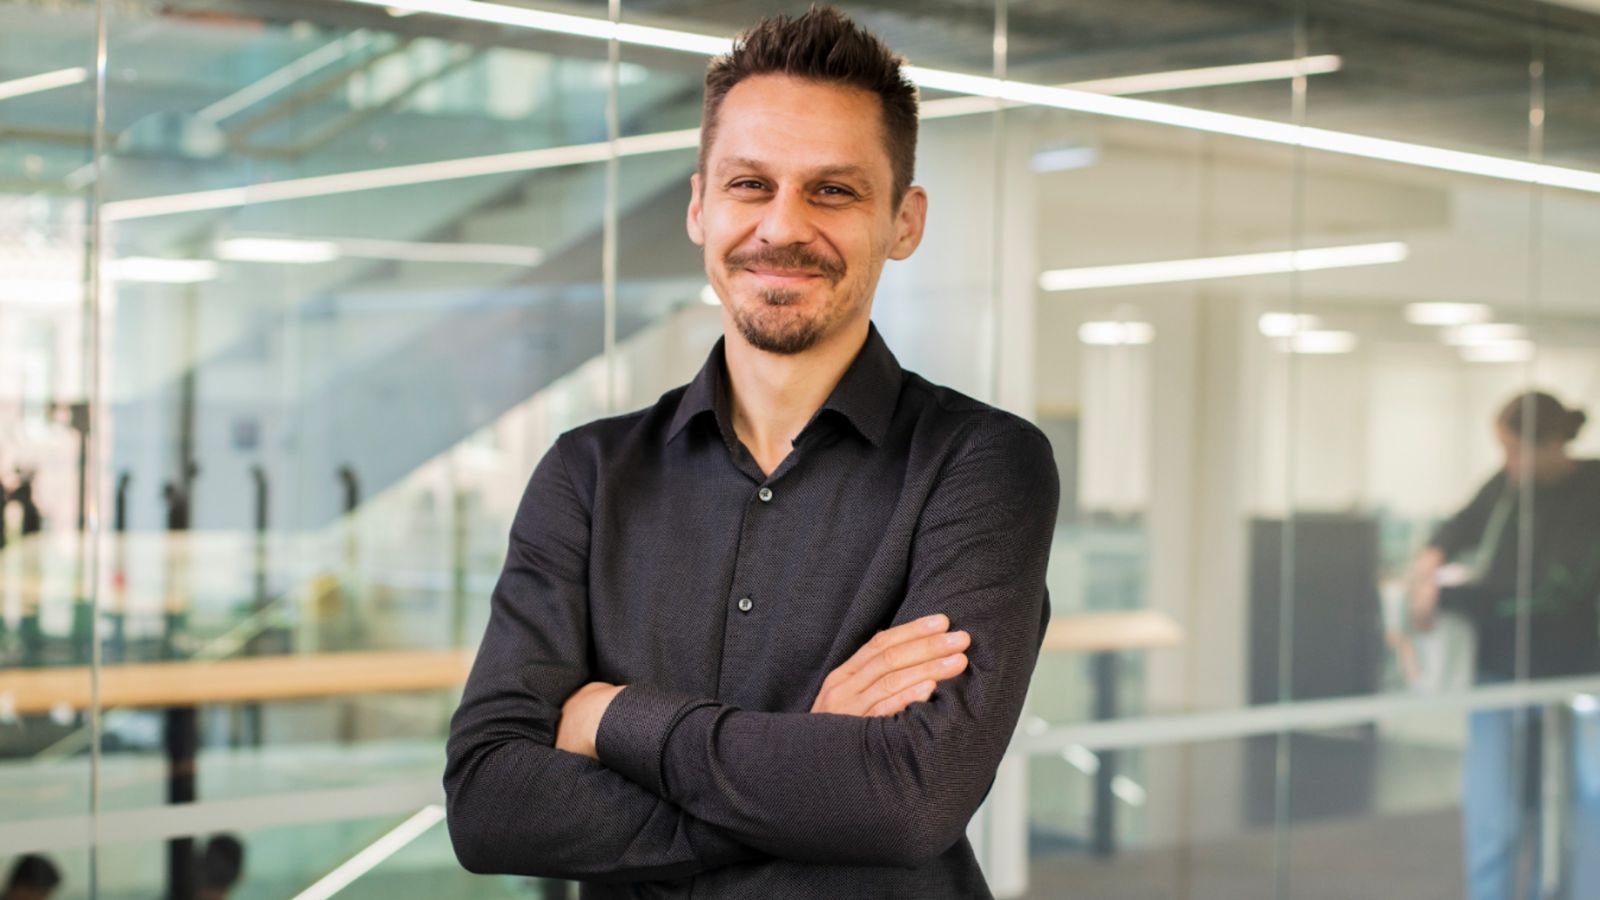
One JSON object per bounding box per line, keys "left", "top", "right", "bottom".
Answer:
{"left": 1042, "top": 609, "right": 1185, "bottom": 653}
{"left": 0, "top": 649, "right": 474, "bottom": 715}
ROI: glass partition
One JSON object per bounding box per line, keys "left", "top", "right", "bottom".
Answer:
{"left": 2, "top": 0, "right": 1599, "bottom": 897}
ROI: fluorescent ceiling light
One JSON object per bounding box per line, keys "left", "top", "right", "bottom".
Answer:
{"left": 1258, "top": 312, "right": 1322, "bottom": 337}
{"left": 1030, "top": 145, "right": 1099, "bottom": 173}
{"left": 1406, "top": 302, "right": 1493, "bottom": 326}
{"left": 1062, "top": 55, "right": 1342, "bottom": 96}
{"left": 700, "top": 284, "right": 721, "bottom": 306}
{"left": 1460, "top": 340, "right": 1533, "bottom": 363}
{"left": 292, "top": 805, "right": 445, "bottom": 900}
{"left": 217, "top": 235, "right": 544, "bottom": 265}
{"left": 217, "top": 237, "right": 341, "bottom": 263}
{"left": 1276, "top": 330, "right": 1358, "bottom": 354}
{"left": 0, "top": 67, "right": 89, "bottom": 102}
{"left": 1040, "top": 241, "right": 1408, "bottom": 292}
{"left": 1079, "top": 320, "right": 1155, "bottom": 345}
{"left": 1442, "top": 323, "right": 1526, "bottom": 345}
{"left": 902, "top": 65, "right": 1600, "bottom": 194}
{"left": 109, "top": 257, "right": 218, "bottom": 283}
{"left": 924, "top": 58, "right": 1339, "bottom": 119}
{"left": 343, "top": 0, "right": 732, "bottom": 54}
{"left": 0, "top": 279, "right": 82, "bottom": 306}
{"left": 334, "top": 237, "right": 543, "bottom": 265}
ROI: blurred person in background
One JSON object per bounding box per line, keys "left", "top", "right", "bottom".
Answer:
{"left": 1, "top": 855, "right": 61, "bottom": 900}
{"left": 196, "top": 834, "right": 244, "bottom": 900}
{"left": 1410, "top": 390, "right": 1600, "bottom": 900}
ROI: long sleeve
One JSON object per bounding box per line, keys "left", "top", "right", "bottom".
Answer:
{"left": 443, "top": 436, "right": 764, "bottom": 881}
{"left": 1430, "top": 471, "right": 1506, "bottom": 561}
{"left": 594, "top": 421, "right": 1059, "bottom": 869}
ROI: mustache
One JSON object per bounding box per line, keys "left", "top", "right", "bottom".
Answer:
{"left": 724, "top": 246, "right": 846, "bottom": 283}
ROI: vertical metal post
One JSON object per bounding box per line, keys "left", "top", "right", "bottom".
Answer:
{"left": 166, "top": 706, "right": 199, "bottom": 900}
{"left": 1091, "top": 651, "right": 1119, "bottom": 856}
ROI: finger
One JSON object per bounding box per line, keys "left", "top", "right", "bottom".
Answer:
{"left": 867, "top": 679, "right": 936, "bottom": 717}
{"left": 838, "top": 629, "right": 969, "bottom": 698}
{"left": 864, "top": 652, "right": 967, "bottom": 708}
{"left": 827, "top": 613, "right": 950, "bottom": 684}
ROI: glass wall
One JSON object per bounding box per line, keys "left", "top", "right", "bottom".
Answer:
{"left": 2, "top": 0, "right": 1598, "bottom": 897}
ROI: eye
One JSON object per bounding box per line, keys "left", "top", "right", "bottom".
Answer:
{"left": 818, "top": 184, "right": 857, "bottom": 199}
{"left": 729, "top": 179, "right": 766, "bottom": 191}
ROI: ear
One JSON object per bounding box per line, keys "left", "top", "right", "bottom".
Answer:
{"left": 887, "top": 186, "right": 928, "bottom": 261}
{"left": 687, "top": 172, "right": 706, "bottom": 247}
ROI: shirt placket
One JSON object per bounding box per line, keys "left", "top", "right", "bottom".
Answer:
{"left": 715, "top": 438, "right": 807, "bottom": 705}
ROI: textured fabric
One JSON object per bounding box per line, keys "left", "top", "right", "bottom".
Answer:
{"left": 444, "top": 323, "right": 1060, "bottom": 898}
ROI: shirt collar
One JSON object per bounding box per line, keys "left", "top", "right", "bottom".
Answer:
{"left": 666, "top": 322, "right": 904, "bottom": 448}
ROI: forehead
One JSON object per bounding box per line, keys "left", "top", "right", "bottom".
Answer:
{"left": 706, "top": 74, "right": 892, "bottom": 181}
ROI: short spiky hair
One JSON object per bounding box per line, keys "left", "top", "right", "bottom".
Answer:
{"left": 699, "top": 5, "right": 919, "bottom": 206}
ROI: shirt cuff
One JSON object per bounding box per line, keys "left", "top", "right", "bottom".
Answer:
{"left": 595, "top": 683, "right": 716, "bottom": 798}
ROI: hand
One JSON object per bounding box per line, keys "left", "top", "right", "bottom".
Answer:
{"left": 810, "top": 613, "right": 970, "bottom": 717}
{"left": 1408, "top": 546, "right": 1445, "bottom": 632}
{"left": 557, "top": 681, "right": 626, "bottom": 759}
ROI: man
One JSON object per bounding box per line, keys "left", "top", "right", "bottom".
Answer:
{"left": 444, "top": 8, "right": 1059, "bottom": 898}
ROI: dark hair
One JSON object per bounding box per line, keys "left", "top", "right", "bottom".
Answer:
{"left": 5, "top": 854, "right": 61, "bottom": 890}
{"left": 699, "top": 5, "right": 919, "bottom": 206}
{"left": 1498, "top": 390, "right": 1587, "bottom": 445}
{"left": 198, "top": 835, "right": 244, "bottom": 890}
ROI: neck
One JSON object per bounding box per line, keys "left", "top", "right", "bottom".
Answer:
{"left": 723, "top": 316, "right": 870, "bottom": 474}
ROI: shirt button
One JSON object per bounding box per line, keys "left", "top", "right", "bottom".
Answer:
{"left": 757, "top": 487, "right": 774, "bottom": 503}
{"left": 737, "top": 597, "right": 753, "bottom": 613}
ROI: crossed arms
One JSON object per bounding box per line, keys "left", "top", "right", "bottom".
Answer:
{"left": 442, "top": 422, "right": 1058, "bottom": 881}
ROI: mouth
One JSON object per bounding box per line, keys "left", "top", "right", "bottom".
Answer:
{"left": 741, "top": 267, "right": 824, "bottom": 286}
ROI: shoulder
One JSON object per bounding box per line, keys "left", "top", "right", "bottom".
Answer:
{"left": 899, "top": 371, "right": 1053, "bottom": 462}
{"left": 547, "top": 384, "right": 691, "bottom": 481}
{"left": 1574, "top": 459, "right": 1600, "bottom": 490}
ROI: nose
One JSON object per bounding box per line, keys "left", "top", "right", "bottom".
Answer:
{"left": 754, "top": 185, "right": 818, "bottom": 247}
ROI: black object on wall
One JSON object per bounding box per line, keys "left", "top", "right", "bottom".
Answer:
{"left": 1245, "top": 513, "right": 1385, "bottom": 827}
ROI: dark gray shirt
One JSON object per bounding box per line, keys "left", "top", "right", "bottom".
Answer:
{"left": 444, "top": 324, "right": 1060, "bottom": 898}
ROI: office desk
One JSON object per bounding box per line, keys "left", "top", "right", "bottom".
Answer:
{"left": 1042, "top": 609, "right": 1185, "bottom": 856}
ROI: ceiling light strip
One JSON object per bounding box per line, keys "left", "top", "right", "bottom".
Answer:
{"left": 1061, "top": 55, "right": 1342, "bottom": 96}
{"left": 0, "top": 67, "right": 89, "bottom": 102}
{"left": 1039, "top": 241, "right": 1408, "bottom": 291}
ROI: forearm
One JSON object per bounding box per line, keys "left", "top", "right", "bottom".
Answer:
{"left": 595, "top": 645, "right": 1035, "bottom": 869}
{"left": 444, "top": 687, "right": 764, "bottom": 881}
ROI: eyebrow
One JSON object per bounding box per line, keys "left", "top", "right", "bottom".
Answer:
{"left": 714, "top": 157, "right": 872, "bottom": 182}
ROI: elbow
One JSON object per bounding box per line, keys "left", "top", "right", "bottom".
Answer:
{"left": 443, "top": 783, "right": 500, "bottom": 875}
{"left": 851, "top": 796, "right": 974, "bottom": 870}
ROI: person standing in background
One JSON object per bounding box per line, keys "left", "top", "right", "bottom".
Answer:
{"left": 1410, "top": 390, "right": 1600, "bottom": 900}
{"left": 1, "top": 855, "right": 61, "bottom": 900}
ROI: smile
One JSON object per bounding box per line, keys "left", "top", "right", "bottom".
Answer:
{"left": 742, "top": 268, "right": 824, "bottom": 285}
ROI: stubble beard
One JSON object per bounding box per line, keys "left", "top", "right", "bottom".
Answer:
{"left": 722, "top": 245, "right": 852, "bottom": 356}
{"left": 732, "top": 286, "right": 834, "bottom": 355}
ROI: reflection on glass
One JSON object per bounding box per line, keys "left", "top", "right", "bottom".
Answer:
{"left": 3, "top": 0, "right": 1600, "bottom": 895}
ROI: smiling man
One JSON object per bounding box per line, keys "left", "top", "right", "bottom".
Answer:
{"left": 444, "top": 7, "right": 1060, "bottom": 898}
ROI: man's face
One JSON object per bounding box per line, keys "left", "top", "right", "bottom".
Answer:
{"left": 688, "top": 74, "right": 926, "bottom": 355}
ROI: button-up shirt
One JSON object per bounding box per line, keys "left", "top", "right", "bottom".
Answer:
{"left": 444, "top": 323, "right": 1060, "bottom": 898}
